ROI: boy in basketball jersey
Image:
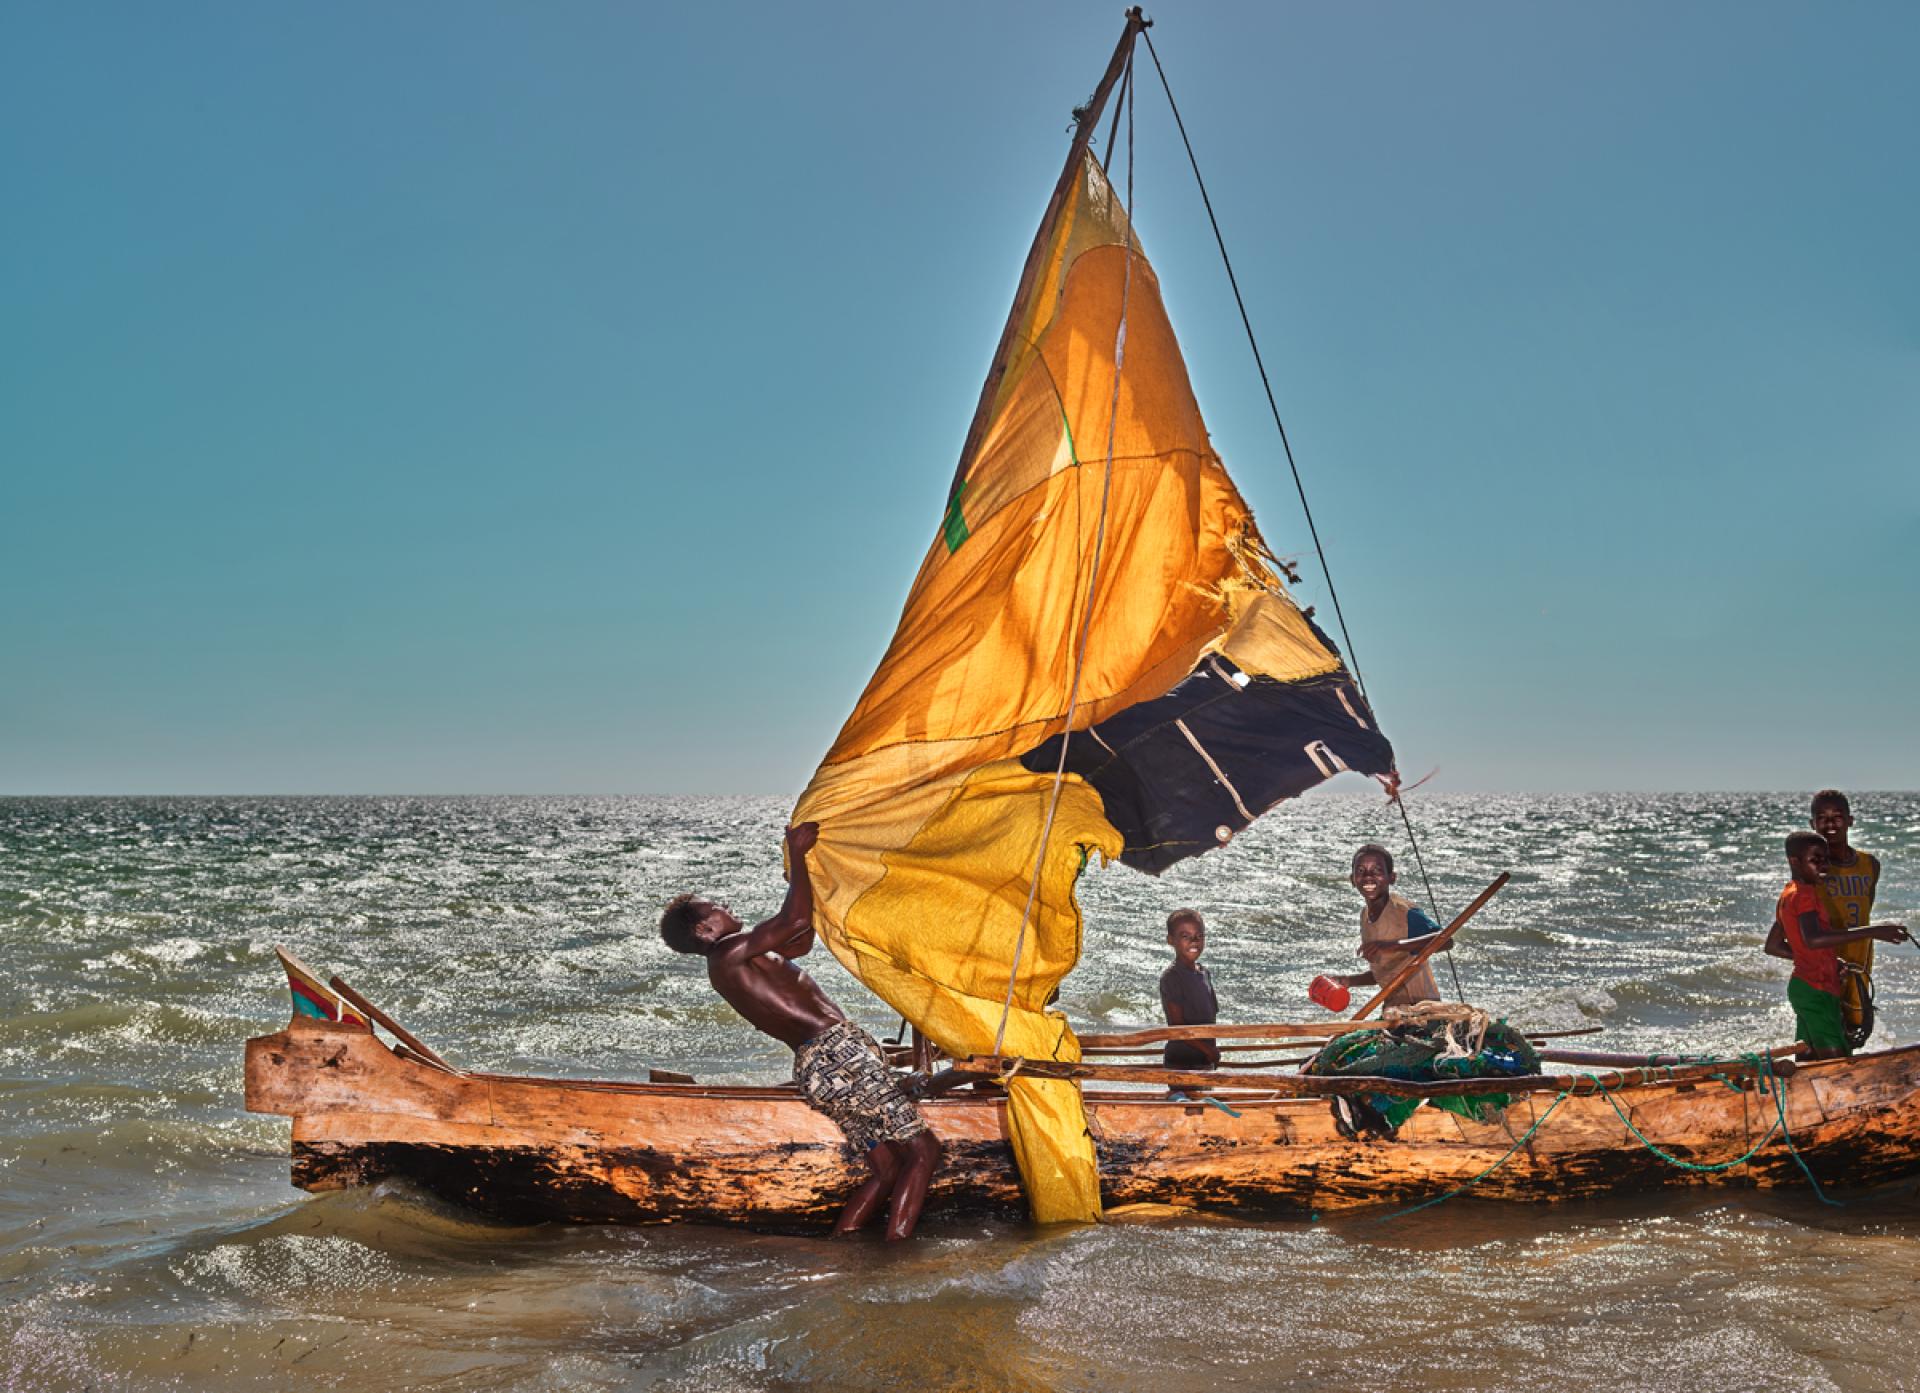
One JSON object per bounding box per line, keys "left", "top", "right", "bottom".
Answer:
{"left": 1811, "top": 789, "right": 1884, "bottom": 1047}
{"left": 1764, "top": 830, "right": 1907, "bottom": 1058}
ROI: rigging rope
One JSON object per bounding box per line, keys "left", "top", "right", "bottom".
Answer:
{"left": 993, "top": 47, "right": 1138, "bottom": 1056}
{"left": 1139, "top": 32, "right": 1464, "bottom": 999}
{"left": 1375, "top": 1049, "right": 1843, "bottom": 1219}
{"left": 1373, "top": 1088, "right": 1572, "bottom": 1220}
{"left": 1398, "top": 799, "right": 1466, "bottom": 1001}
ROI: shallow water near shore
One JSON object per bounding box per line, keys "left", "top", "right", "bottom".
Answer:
{"left": 5, "top": 792, "right": 1920, "bottom": 1391}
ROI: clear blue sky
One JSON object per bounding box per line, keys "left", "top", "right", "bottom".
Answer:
{"left": 4, "top": 2, "right": 1915, "bottom": 795}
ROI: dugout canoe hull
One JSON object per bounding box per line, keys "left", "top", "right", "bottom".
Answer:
{"left": 245, "top": 1018, "right": 1920, "bottom": 1226}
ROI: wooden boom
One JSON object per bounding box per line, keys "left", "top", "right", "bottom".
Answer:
{"left": 1079, "top": 1021, "right": 1384, "bottom": 1048}
{"left": 330, "top": 974, "right": 454, "bottom": 1071}
{"left": 950, "top": 1046, "right": 1801, "bottom": 1099}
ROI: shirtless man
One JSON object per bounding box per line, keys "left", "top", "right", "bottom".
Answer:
{"left": 657, "top": 822, "right": 942, "bottom": 1240}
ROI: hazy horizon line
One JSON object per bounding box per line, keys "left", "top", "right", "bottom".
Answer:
{"left": 4, "top": 788, "right": 1914, "bottom": 801}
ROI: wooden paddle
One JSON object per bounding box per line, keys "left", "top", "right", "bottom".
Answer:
{"left": 1351, "top": 871, "right": 1510, "bottom": 1020}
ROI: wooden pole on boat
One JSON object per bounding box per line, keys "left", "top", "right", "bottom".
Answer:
{"left": 944, "top": 6, "right": 1149, "bottom": 502}
{"left": 1080, "top": 1020, "right": 1385, "bottom": 1048}
{"left": 951, "top": 1048, "right": 1798, "bottom": 1099}
{"left": 1351, "top": 872, "right": 1510, "bottom": 1021}
{"left": 1077, "top": 1024, "right": 1600, "bottom": 1055}
{"left": 1082, "top": 1041, "right": 1325, "bottom": 1056}
{"left": 329, "top": 974, "right": 455, "bottom": 1071}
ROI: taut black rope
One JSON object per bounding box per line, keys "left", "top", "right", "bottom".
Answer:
{"left": 1139, "top": 29, "right": 1464, "bottom": 1000}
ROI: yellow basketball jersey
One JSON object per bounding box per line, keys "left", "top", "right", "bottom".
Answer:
{"left": 1823, "top": 849, "right": 1880, "bottom": 930}
{"left": 1823, "top": 849, "right": 1881, "bottom": 1031}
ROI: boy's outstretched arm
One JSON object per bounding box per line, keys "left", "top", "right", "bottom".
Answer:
{"left": 738, "top": 823, "right": 820, "bottom": 958}
{"left": 1338, "top": 917, "right": 1436, "bottom": 989}
{"left": 1795, "top": 911, "right": 1910, "bottom": 952}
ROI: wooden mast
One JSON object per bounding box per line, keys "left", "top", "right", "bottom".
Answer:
{"left": 945, "top": 6, "right": 1150, "bottom": 501}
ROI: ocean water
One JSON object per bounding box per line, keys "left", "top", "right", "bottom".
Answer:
{"left": 4, "top": 792, "right": 1920, "bottom": 1392}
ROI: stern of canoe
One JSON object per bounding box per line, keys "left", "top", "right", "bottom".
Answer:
{"left": 245, "top": 1017, "right": 1028, "bottom": 1225}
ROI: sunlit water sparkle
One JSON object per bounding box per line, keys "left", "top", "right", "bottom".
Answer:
{"left": 4, "top": 793, "right": 1920, "bottom": 1391}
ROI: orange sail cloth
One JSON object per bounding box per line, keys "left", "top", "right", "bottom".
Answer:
{"left": 794, "top": 153, "right": 1392, "bottom": 1222}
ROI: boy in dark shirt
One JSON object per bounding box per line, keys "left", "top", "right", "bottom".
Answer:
{"left": 1159, "top": 909, "right": 1219, "bottom": 1074}
{"left": 1763, "top": 830, "right": 1908, "bottom": 1059}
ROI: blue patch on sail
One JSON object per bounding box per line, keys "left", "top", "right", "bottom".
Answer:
{"left": 1019, "top": 658, "right": 1395, "bottom": 875}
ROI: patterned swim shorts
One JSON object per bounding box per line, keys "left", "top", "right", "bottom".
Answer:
{"left": 793, "top": 1020, "right": 929, "bottom": 1154}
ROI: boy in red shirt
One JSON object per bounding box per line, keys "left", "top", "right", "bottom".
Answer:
{"left": 1764, "top": 831, "right": 1908, "bottom": 1058}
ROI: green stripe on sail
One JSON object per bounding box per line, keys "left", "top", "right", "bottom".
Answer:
{"left": 942, "top": 481, "right": 970, "bottom": 553}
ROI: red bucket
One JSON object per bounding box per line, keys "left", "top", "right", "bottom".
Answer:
{"left": 1308, "top": 974, "right": 1351, "bottom": 1013}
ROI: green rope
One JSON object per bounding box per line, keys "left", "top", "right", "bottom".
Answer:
{"left": 1582, "top": 1072, "right": 1783, "bottom": 1173}
{"left": 1766, "top": 1058, "right": 1845, "bottom": 1207}
{"left": 1375, "top": 1089, "right": 1572, "bottom": 1220}
{"left": 1373, "top": 1048, "right": 1844, "bottom": 1220}
{"left": 1581, "top": 1053, "right": 1844, "bottom": 1205}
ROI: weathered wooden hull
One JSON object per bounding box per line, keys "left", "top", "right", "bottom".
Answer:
{"left": 246, "top": 1019, "right": 1920, "bottom": 1226}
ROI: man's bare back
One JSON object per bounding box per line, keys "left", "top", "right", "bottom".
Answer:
{"left": 661, "top": 823, "right": 842, "bottom": 1047}
{"left": 657, "top": 822, "right": 943, "bottom": 1240}
{"left": 706, "top": 930, "right": 844, "bottom": 1049}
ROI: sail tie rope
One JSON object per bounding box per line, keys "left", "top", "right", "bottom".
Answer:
{"left": 1140, "top": 30, "right": 1464, "bottom": 1002}
{"left": 1383, "top": 1001, "right": 1489, "bottom": 1059}
{"left": 1138, "top": 32, "right": 1359, "bottom": 699}
{"left": 1394, "top": 795, "right": 1466, "bottom": 1002}
{"left": 992, "top": 44, "right": 1138, "bottom": 1056}
{"left": 1580, "top": 1067, "right": 1783, "bottom": 1174}
{"left": 1759, "top": 1053, "right": 1846, "bottom": 1206}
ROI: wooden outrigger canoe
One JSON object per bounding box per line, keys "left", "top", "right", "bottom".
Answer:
{"left": 245, "top": 1012, "right": 1920, "bottom": 1227}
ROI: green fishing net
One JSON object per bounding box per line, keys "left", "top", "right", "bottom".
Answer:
{"left": 1303, "top": 1018, "right": 1542, "bottom": 1135}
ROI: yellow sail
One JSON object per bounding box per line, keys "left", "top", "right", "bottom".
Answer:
{"left": 795, "top": 143, "right": 1392, "bottom": 1222}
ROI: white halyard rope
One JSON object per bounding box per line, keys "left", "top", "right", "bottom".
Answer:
{"left": 993, "top": 53, "right": 1137, "bottom": 1056}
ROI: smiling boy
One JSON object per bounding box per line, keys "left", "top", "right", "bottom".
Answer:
{"left": 1328, "top": 843, "right": 1443, "bottom": 1009}
{"left": 1159, "top": 909, "right": 1219, "bottom": 1072}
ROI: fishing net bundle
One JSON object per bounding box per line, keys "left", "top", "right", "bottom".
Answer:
{"left": 1303, "top": 1003, "right": 1542, "bottom": 1138}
